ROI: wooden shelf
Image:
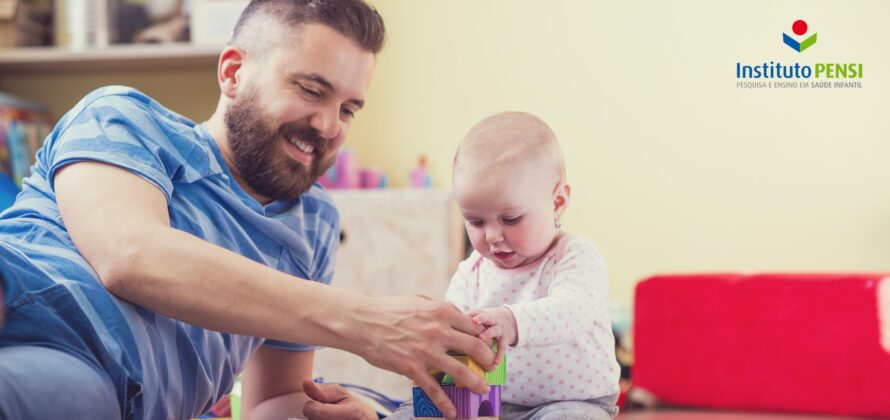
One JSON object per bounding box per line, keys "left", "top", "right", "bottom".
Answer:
{"left": 0, "top": 43, "right": 223, "bottom": 73}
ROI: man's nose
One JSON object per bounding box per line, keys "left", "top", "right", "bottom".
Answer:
{"left": 310, "top": 105, "right": 340, "bottom": 140}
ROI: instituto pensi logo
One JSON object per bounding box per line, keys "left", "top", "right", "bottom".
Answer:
{"left": 783, "top": 20, "right": 817, "bottom": 53}
{"left": 735, "top": 18, "right": 863, "bottom": 89}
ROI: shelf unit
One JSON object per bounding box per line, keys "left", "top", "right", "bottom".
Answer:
{"left": 0, "top": 43, "right": 223, "bottom": 73}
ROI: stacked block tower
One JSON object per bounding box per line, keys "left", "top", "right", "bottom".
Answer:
{"left": 413, "top": 350, "right": 507, "bottom": 419}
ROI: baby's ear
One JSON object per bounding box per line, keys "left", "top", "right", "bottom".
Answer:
{"left": 554, "top": 183, "right": 571, "bottom": 215}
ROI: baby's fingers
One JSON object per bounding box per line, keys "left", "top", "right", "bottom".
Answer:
{"left": 471, "top": 312, "right": 497, "bottom": 327}
{"left": 478, "top": 325, "right": 502, "bottom": 344}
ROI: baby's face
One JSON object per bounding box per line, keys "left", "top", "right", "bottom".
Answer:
{"left": 454, "top": 163, "right": 561, "bottom": 269}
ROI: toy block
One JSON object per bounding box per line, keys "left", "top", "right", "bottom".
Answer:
{"left": 412, "top": 386, "right": 443, "bottom": 417}
{"left": 436, "top": 349, "right": 507, "bottom": 386}
{"left": 413, "top": 385, "right": 501, "bottom": 418}
{"left": 441, "top": 354, "right": 507, "bottom": 386}
{"left": 434, "top": 355, "right": 485, "bottom": 386}
{"left": 483, "top": 354, "right": 506, "bottom": 385}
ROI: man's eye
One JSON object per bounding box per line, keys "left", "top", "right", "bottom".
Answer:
{"left": 341, "top": 107, "right": 356, "bottom": 119}
{"left": 502, "top": 216, "right": 522, "bottom": 225}
{"left": 300, "top": 86, "right": 321, "bottom": 99}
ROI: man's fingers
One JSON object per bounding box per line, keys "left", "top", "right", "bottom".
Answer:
{"left": 443, "top": 304, "right": 485, "bottom": 336}
{"left": 434, "top": 344, "right": 491, "bottom": 396}
{"left": 411, "top": 370, "right": 457, "bottom": 419}
{"left": 446, "top": 330, "right": 496, "bottom": 373}
{"left": 444, "top": 328, "right": 496, "bottom": 371}
{"left": 302, "top": 379, "right": 349, "bottom": 404}
{"left": 491, "top": 336, "right": 507, "bottom": 371}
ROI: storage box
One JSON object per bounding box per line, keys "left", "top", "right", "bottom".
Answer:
{"left": 634, "top": 273, "right": 890, "bottom": 418}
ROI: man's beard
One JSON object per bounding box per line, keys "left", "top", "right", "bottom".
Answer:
{"left": 224, "top": 91, "right": 335, "bottom": 201}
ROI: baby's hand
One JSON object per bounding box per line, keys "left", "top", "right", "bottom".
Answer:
{"left": 466, "top": 307, "right": 517, "bottom": 370}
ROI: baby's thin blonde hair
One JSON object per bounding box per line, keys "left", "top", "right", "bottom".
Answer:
{"left": 453, "top": 112, "right": 566, "bottom": 186}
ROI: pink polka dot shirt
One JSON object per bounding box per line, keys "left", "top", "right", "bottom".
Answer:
{"left": 445, "top": 234, "right": 620, "bottom": 407}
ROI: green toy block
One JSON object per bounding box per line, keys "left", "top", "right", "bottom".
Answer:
{"left": 483, "top": 354, "right": 506, "bottom": 385}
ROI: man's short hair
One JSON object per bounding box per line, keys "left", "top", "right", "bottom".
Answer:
{"left": 231, "top": 0, "right": 385, "bottom": 54}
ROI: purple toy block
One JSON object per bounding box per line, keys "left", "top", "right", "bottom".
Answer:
{"left": 413, "top": 385, "right": 502, "bottom": 418}
{"left": 444, "top": 385, "right": 501, "bottom": 418}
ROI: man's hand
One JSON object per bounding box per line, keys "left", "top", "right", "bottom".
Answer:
{"left": 466, "top": 307, "right": 518, "bottom": 369}
{"left": 302, "top": 380, "right": 376, "bottom": 420}
{"left": 347, "top": 296, "right": 494, "bottom": 419}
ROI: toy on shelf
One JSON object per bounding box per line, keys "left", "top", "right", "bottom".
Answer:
{"left": 409, "top": 155, "right": 432, "bottom": 188}
{"left": 318, "top": 149, "right": 359, "bottom": 189}
{"left": 414, "top": 348, "right": 506, "bottom": 419}
{"left": 318, "top": 149, "right": 389, "bottom": 189}
{"left": 359, "top": 167, "right": 387, "bottom": 188}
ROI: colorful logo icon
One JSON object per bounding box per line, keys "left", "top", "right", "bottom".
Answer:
{"left": 783, "top": 19, "right": 817, "bottom": 52}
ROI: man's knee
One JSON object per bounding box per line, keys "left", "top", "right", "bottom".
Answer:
{"left": 0, "top": 346, "right": 120, "bottom": 419}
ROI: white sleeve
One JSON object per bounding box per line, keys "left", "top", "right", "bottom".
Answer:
{"left": 507, "top": 239, "right": 609, "bottom": 348}
{"left": 444, "top": 253, "right": 477, "bottom": 312}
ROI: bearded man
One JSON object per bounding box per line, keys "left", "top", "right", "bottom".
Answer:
{"left": 0, "top": 1, "right": 493, "bottom": 419}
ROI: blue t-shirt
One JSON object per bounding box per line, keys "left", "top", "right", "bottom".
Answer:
{"left": 0, "top": 86, "right": 340, "bottom": 419}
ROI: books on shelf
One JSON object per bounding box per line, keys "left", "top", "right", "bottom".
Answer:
{"left": 0, "top": 92, "right": 53, "bottom": 185}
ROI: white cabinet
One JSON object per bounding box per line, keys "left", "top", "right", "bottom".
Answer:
{"left": 313, "top": 189, "right": 466, "bottom": 400}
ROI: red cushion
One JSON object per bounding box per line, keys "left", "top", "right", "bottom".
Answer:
{"left": 633, "top": 273, "right": 890, "bottom": 417}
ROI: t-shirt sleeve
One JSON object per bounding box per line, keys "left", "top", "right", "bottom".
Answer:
{"left": 310, "top": 207, "right": 340, "bottom": 287}
{"left": 44, "top": 93, "right": 194, "bottom": 202}
{"left": 263, "top": 195, "right": 341, "bottom": 352}
{"left": 507, "top": 238, "right": 610, "bottom": 348}
{"left": 445, "top": 253, "right": 478, "bottom": 312}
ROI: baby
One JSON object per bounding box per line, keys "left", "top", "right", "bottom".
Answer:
{"left": 447, "top": 112, "right": 619, "bottom": 419}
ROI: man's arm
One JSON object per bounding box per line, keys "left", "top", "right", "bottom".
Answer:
{"left": 55, "top": 162, "right": 493, "bottom": 417}
{"left": 241, "top": 347, "right": 317, "bottom": 418}
{"left": 240, "top": 347, "right": 377, "bottom": 419}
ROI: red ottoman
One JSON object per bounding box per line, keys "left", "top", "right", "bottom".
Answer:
{"left": 633, "top": 274, "right": 890, "bottom": 418}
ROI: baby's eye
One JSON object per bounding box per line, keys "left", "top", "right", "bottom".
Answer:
{"left": 467, "top": 220, "right": 484, "bottom": 227}
{"left": 502, "top": 216, "right": 522, "bottom": 225}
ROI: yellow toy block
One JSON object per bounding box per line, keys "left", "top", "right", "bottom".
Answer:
{"left": 430, "top": 355, "right": 485, "bottom": 386}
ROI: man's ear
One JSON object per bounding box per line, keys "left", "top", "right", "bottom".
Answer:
{"left": 218, "top": 46, "right": 246, "bottom": 99}
{"left": 554, "top": 183, "right": 571, "bottom": 218}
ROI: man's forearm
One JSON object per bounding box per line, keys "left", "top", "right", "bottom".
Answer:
{"left": 103, "top": 225, "right": 364, "bottom": 349}
{"left": 244, "top": 391, "right": 311, "bottom": 419}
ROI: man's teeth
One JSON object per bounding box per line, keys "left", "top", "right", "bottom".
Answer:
{"left": 290, "top": 138, "right": 314, "bottom": 154}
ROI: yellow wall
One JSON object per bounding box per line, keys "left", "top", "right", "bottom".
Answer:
{"left": 3, "top": 1, "right": 890, "bottom": 310}
{"left": 351, "top": 0, "right": 890, "bottom": 307}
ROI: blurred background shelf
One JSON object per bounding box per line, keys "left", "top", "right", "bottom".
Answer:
{"left": 0, "top": 43, "right": 222, "bottom": 73}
